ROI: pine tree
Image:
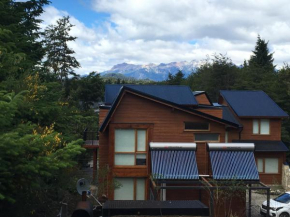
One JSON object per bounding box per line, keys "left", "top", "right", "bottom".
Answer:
{"left": 249, "top": 35, "right": 275, "bottom": 69}
{"left": 43, "top": 16, "right": 80, "bottom": 83}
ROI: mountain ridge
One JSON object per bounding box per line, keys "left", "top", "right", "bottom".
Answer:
{"left": 100, "top": 60, "right": 202, "bottom": 81}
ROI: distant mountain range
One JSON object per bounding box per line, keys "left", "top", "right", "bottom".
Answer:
{"left": 100, "top": 60, "right": 202, "bottom": 81}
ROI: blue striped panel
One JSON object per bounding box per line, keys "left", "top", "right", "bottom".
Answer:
{"left": 209, "top": 151, "right": 259, "bottom": 180}
{"left": 151, "top": 150, "right": 199, "bottom": 180}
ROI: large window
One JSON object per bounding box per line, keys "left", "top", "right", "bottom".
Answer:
{"left": 184, "top": 122, "right": 209, "bottom": 131}
{"left": 114, "top": 178, "right": 146, "bottom": 200}
{"left": 253, "top": 119, "right": 270, "bottom": 135}
{"left": 194, "top": 133, "right": 219, "bottom": 142}
{"left": 257, "top": 158, "right": 279, "bottom": 174}
{"left": 115, "top": 129, "right": 147, "bottom": 166}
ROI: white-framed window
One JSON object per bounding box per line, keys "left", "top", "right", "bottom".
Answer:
{"left": 114, "top": 178, "right": 146, "bottom": 200}
{"left": 253, "top": 119, "right": 270, "bottom": 135}
{"left": 256, "top": 158, "right": 279, "bottom": 174}
{"left": 114, "top": 129, "right": 147, "bottom": 166}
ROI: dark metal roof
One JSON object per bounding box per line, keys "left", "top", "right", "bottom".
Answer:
{"left": 209, "top": 151, "right": 259, "bottom": 180}
{"left": 103, "top": 200, "right": 209, "bottom": 216}
{"left": 151, "top": 150, "right": 199, "bottom": 180}
{"left": 233, "top": 140, "right": 289, "bottom": 152}
{"left": 220, "top": 90, "right": 288, "bottom": 117}
{"left": 105, "top": 84, "right": 198, "bottom": 105}
{"left": 99, "top": 86, "right": 240, "bottom": 132}
{"left": 221, "top": 107, "right": 242, "bottom": 127}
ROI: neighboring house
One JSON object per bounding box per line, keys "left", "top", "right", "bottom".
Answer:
{"left": 97, "top": 84, "right": 289, "bottom": 216}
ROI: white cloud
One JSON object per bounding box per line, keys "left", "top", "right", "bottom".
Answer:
{"left": 40, "top": 1, "right": 290, "bottom": 75}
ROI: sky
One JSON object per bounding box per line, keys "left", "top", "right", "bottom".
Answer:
{"left": 39, "top": 0, "right": 290, "bottom": 75}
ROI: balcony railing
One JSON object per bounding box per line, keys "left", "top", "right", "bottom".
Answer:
{"left": 83, "top": 129, "right": 99, "bottom": 146}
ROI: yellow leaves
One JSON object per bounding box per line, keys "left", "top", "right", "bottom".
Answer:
{"left": 24, "top": 73, "right": 47, "bottom": 102}
{"left": 58, "top": 101, "right": 69, "bottom": 106}
{"left": 33, "top": 123, "right": 63, "bottom": 155}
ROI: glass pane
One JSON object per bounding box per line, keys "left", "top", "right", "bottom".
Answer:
{"left": 257, "top": 158, "right": 263, "bottom": 172}
{"left": 260, "top": 119, "right": 270, "bottom": 135}
{"left": 136, "top": 178, "right": 146, "bottom": 200}
{"left": 265, "top": 158, "right": 279, "bottom": 173}
{"left": 137, "top": 130, "right": 146, "bottom": 151}
{"left": 115, "top": 129, "right": 135, "bottom": 152}
{"left": 184, "top": 122, "right": 209, "bottom": 130}
{"left": 253, "top": 119, "right": 259, "bottom": 134}
{"left": 195, "top": 133, "right": 219, "bottom": 141}
{"left": 114, "top": 178, "right": 134, "bottom": 200}
{"left": 115, "top": 154, "right": 135, "bottom": 165}
{"left": 136, "top": 154, "right": 146, "bottom": 165}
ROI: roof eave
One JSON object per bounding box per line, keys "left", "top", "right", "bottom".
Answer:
{"left": 100, "top": 87, "right": 239, "bottom": 133}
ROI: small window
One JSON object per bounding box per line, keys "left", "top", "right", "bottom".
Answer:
{"left": 253, "top": 119, "right": 270, "bottom": 135}
{"left": 256, "top": 158, "right": 279, "bottom": 174}
{"left": 195, "top": 133, "right": 219, "bottom": 142}
{"left": 184, "top": 122, "right": 209, "bottom": 131}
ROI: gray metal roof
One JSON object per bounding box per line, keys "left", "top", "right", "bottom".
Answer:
{"left": 221, "top": 107, "right": 242, "bottom": 127}
{"left": 220, "top": 90, "right": 288, "bottom": 117}
{"left": 151, "top": 150, "right": 199, "bottom": 180}
{"left": 105, "top": 84, "right": 198, "bottom": 105}
{"left": 233, "top": 140, "right": 289, "bottom": 152}
{"left": 209, "top": 151, "right": 259, "bottom": 180}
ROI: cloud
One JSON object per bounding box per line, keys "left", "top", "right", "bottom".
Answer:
{"left": 40, "top": 1, "right": 290, "bottom": 75}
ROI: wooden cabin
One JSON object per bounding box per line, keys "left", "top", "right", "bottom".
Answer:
{"left": 97, "top": 85, "right": 288, "bottom": 217}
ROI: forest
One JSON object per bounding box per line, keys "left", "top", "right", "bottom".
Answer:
{"left": 0, "top": 0, "right": 289, "bottom": 216}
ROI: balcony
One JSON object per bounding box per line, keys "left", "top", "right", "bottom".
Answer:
{"left": 83, "top": 129, "right": 99, "bottom": 148}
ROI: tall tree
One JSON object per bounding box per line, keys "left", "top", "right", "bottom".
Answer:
{"left": 43, "top": 16, "right": 80, "bottom": 83}
{"left": 0, "top": 0, "right": 49, "bottom": 80}
{"left": 249, "top": 35, "right": 275, "bottom": 70}
{"left": 187, "top": 54, "right": 238, "bottom": 101}
{"left": 166, "top": 70, "right": 185, "bottom": 85}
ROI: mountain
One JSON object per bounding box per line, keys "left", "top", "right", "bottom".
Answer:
{"left": 100, "top": 60, "right": 202, "bottom": 81}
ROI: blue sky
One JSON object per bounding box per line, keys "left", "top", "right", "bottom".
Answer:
{"left": 41, "top": 0, "right": 290, "bottom": 75}
{"left": 48, "top": 0, "right": 109, "bottom": 28}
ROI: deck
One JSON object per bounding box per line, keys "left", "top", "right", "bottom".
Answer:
{"left": 102, "top": 200, "right": 209, "bottom": 216}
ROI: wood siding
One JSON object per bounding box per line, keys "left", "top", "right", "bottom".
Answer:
{"left": 195, "top": 93, "right": 211, "bottom": 105}
{"left": 255, "top": 152, "right": 286, "bottom": 184}
{"left": 240, "top": 118, "right": 281, "bottom": 141}
{"left": 99, "top": 108, "right": 109, "bottom": 126}
{"left": 196, "top": 108, "right": 223, "bottom": 119}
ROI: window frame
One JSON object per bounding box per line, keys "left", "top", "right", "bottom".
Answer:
{"left": 256, "top": 157, "right": 279, "bottom": 174}
{"left": 114, "top": 128, "right": 148, "bottom": 167}
{"left": 114, "top": 177, "right": 147, "bottom": 200}
{"left": 184, "top": 122, "right": 210, "bottom": 131}
{"left": 253, "top": 119, "right": 270, "bottom": 135}
{"left": 194, "top": 133, "right": 220, "bottom": 142}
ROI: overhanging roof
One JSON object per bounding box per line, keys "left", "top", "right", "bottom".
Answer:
{"left": 99, "top": 86, "right": 240, "bottom": 132}
{"left": 105, "top": 84, "right": 198, "bottom": 105}
{"left": 233, "top": 140, "right": 289, "bottom": 152}
{"left": 220, "top": 90, "right": 288, "bottom": 118}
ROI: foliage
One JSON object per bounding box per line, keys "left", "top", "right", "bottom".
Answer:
{"left": 249, "top": 35, "right": 275, "bottom": 70}
{"left": 166, "top": 70, "right": 185, "bottom": 85}
{"left": 0, "top": 0, "right": 49, "bottom": 80}
{"left": 187, "top": 54, "right": 238, "bottom": 101}
{"left": 43, "top": 16, "right": 80, "bottom": 83}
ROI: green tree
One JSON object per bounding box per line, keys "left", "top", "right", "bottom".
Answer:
{"left": 249, "top": 35, "right": 275, "bottom": 70}
{"left": 166, "top": 70, "right": 185, "bottom": 85}
{"left": 43, "top": 16, "right": 80, "bottom": 83}
{"left": 187, "top": 54, "right": 238, "bottom": 100}
{"left": 0, "top": 0, "right": 49, "bottom": 81}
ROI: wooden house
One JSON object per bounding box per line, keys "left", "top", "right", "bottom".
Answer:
{"left": 96, "top": 84, "right": 289, "bottom": 216}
